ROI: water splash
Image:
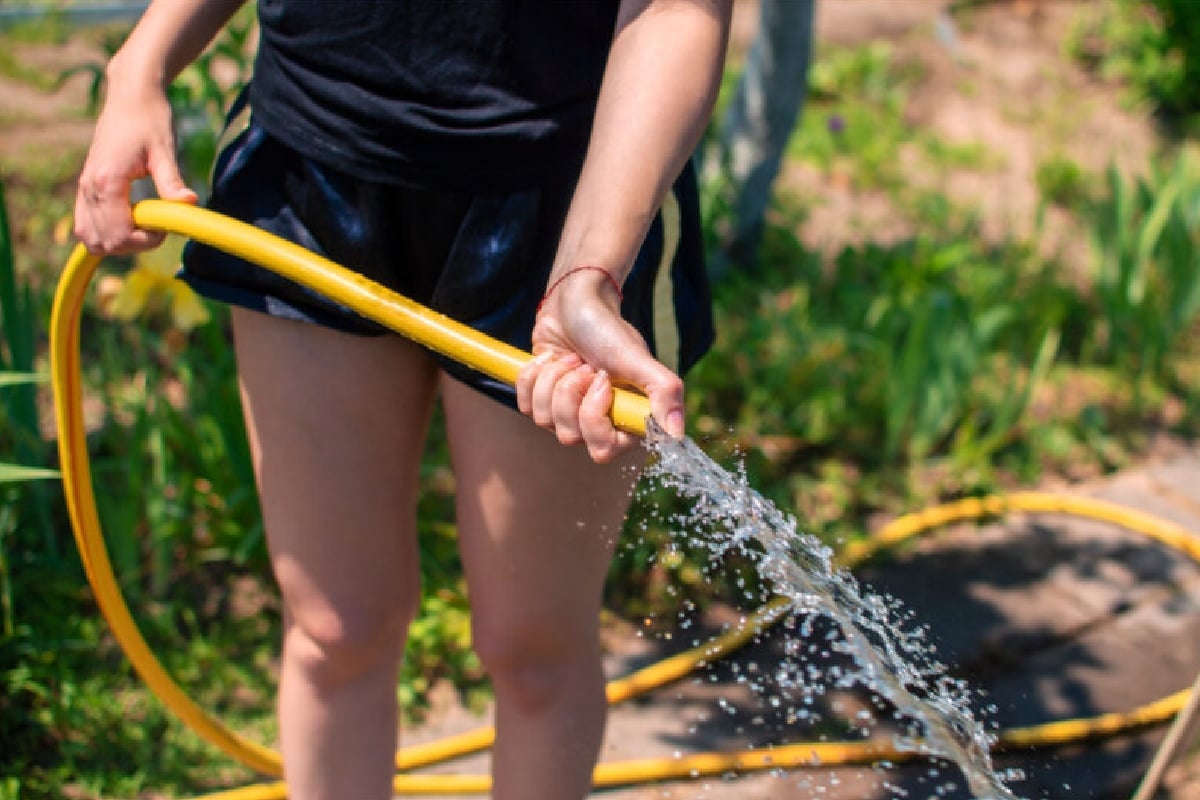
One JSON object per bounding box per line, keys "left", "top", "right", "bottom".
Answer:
{"left": 643, "top": 421, "right": 1022, "bottom": 799}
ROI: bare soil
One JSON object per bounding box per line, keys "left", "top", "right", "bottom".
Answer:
{"left": 0, "top": 33, "right": 101, "bottom": 183}
{"left": 787, "top": 0, "right": 1158, "bottom": 265}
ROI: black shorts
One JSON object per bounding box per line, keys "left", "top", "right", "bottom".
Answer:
{"left": 181, "top": 100, "right": 715, "bottom": 408}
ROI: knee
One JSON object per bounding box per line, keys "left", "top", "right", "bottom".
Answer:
{"left": 471, "top": 612, "right": 599, "bottom": 714}
{"left": 287, "top": 585, "right": 420, "bottom": 689}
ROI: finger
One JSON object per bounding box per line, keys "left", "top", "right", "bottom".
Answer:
{"left": 516, "top": 350, "right": 553, "bottom": 416}
{"left": 148, "top": 147, "right": 198, "bottom": 204}
{"left": 90, "top": 198, "right": 163, "bottom": 254}
{"left": 579, "top": 370, "right": 635, "bottom": 463}
{"left": 647, "top": 372, "right": 686, "bottom": 440}
{"left": 529, "top": 353, "right": 581, "bottom": 429}
{"left": 604, "top": 347, "right": 686, "bottom": 439}
{"left": 550, "top": 363, "right": 596, "bottom": 446}
{"left": 77, "top": 191, "right": 139, "bottom": 254}
{"left": 73, "top": 191, "right": 97, "bottom": 251}
{"left": 78, "top": 175, "right": 163, "bottom": 255}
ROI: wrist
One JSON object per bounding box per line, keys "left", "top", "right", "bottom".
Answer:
{"left": 105, "top": 50, "right": 170, "bottom": 99}
{"left": 539, "top": 265, "right": 624, "bottom": 314}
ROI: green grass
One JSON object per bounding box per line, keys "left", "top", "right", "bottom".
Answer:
{"left": 1036, "top": 153, "right": 1092, "bottom": 209}
{"left": 0, "top": 48, "right": 60, "bottom": 89}
{"left": 1067, "top": 0, "right": 1200, "bottom": 134}
{"left": 787, "top": 40, "right": 1000, "bottom": 229}
{"left": 3, "top": 142, "right": 91, "bottom": 191}
{"left": 2, "top": 577, "right": 276, "bottom": 798}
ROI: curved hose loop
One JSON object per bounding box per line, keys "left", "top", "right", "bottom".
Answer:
{"left": 49, "top": 200, "right": 1200, "bottom": 797}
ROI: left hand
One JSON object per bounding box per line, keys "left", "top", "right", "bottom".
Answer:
{"left": 516, "top": 267, "right": 685, "bottom": 463}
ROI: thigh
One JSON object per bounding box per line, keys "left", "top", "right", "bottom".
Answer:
{"left": 233, "top": 308, "right": 440, "bottom": 633}
{"left": 441, "top": 375, "right": 643, "bottom": 647}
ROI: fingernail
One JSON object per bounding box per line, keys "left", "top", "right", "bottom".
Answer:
{"left": 666, "top": 409, "right": 684, "bottom": 439}
{"left": 589, "top": 370, "right": 609, "bottom": 396}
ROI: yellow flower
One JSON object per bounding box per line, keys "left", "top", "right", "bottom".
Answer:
{"left": 165, "top": 279, "right": 211, "bottom": 331}
{"left": 53, "top": 214, "right": 74, "bottom": 246}
{"left": 105, "top": 235, "right": 211, "bottom": 332}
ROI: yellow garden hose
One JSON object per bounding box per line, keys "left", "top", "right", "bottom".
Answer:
{"left": 49, "top": 200, "right": 1200, "bottom": 797}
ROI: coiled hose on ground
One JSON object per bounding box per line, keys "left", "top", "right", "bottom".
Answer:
{"left": 49, "top": 200, "right": 1200, "bottom": 798}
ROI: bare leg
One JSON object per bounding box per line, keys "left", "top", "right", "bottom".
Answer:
{"left": 233, "top": 309, "right": 439, "bottom": 800}
{"left": 442, "top": 375, "right": 643, "bottom": 800}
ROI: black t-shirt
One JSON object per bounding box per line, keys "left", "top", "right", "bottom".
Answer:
{"left": 250, "top": 0, "right": 620, "bottom": 190}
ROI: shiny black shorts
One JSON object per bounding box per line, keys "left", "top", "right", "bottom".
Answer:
{"left": 181, "top": 102, "right": 714, "bottom": 408}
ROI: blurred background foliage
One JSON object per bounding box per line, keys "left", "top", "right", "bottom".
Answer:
{"left": 1067, "top": 0, "right": 1200, "bottom": 134}
{"left": 2, "top": 0, "right": 1200, "bottom": 797}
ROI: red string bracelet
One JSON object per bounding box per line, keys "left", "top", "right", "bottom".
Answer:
{"left": 537, "top": 266, "right": 623, "bottom": 314}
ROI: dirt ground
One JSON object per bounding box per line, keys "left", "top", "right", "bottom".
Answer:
{"left": 0, "top": 30, "right": 99, "bottom": 185}
{"left": 798, "top": 0, "right": 1157, "bottom": 266}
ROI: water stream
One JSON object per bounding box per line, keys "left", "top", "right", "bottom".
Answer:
{"left": 643, "top": 421, "right": 1023, "bottom": 799}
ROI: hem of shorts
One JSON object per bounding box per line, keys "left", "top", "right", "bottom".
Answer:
{"left": 179, "top": 269, "right": 715, "bottom": 416}
{"left": 682, "top": 332, "right": 716, "bottom": 379}
{"left": 179, "top": 269, "right": 386, "bottom": 337}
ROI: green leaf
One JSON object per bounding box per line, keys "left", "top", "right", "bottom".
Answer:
{"left": 0, "top": 463, "right": 59, "bottom": 483}
{"left": 0, "top": 371, "right": 45, "bottom": 388}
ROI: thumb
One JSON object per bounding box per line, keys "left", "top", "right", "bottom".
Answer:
{"left": 148, "top": 148, "right": 198, "bottom": 204}
{"left": 616, "top": 353, "right": 685, "bottom": 439}
{"left": 647, "top": 378, "right": 686, "bottom": 440}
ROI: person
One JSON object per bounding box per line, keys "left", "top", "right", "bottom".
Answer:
{"left": 73, "top": 1, "right": 732, "bottom": 798}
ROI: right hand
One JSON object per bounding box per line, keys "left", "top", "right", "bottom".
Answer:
{"left": 74, "top": 80, "right": 197, "bottom": 255}
{"left": 516, "top": 266, "right": 685, "bottom": 463}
